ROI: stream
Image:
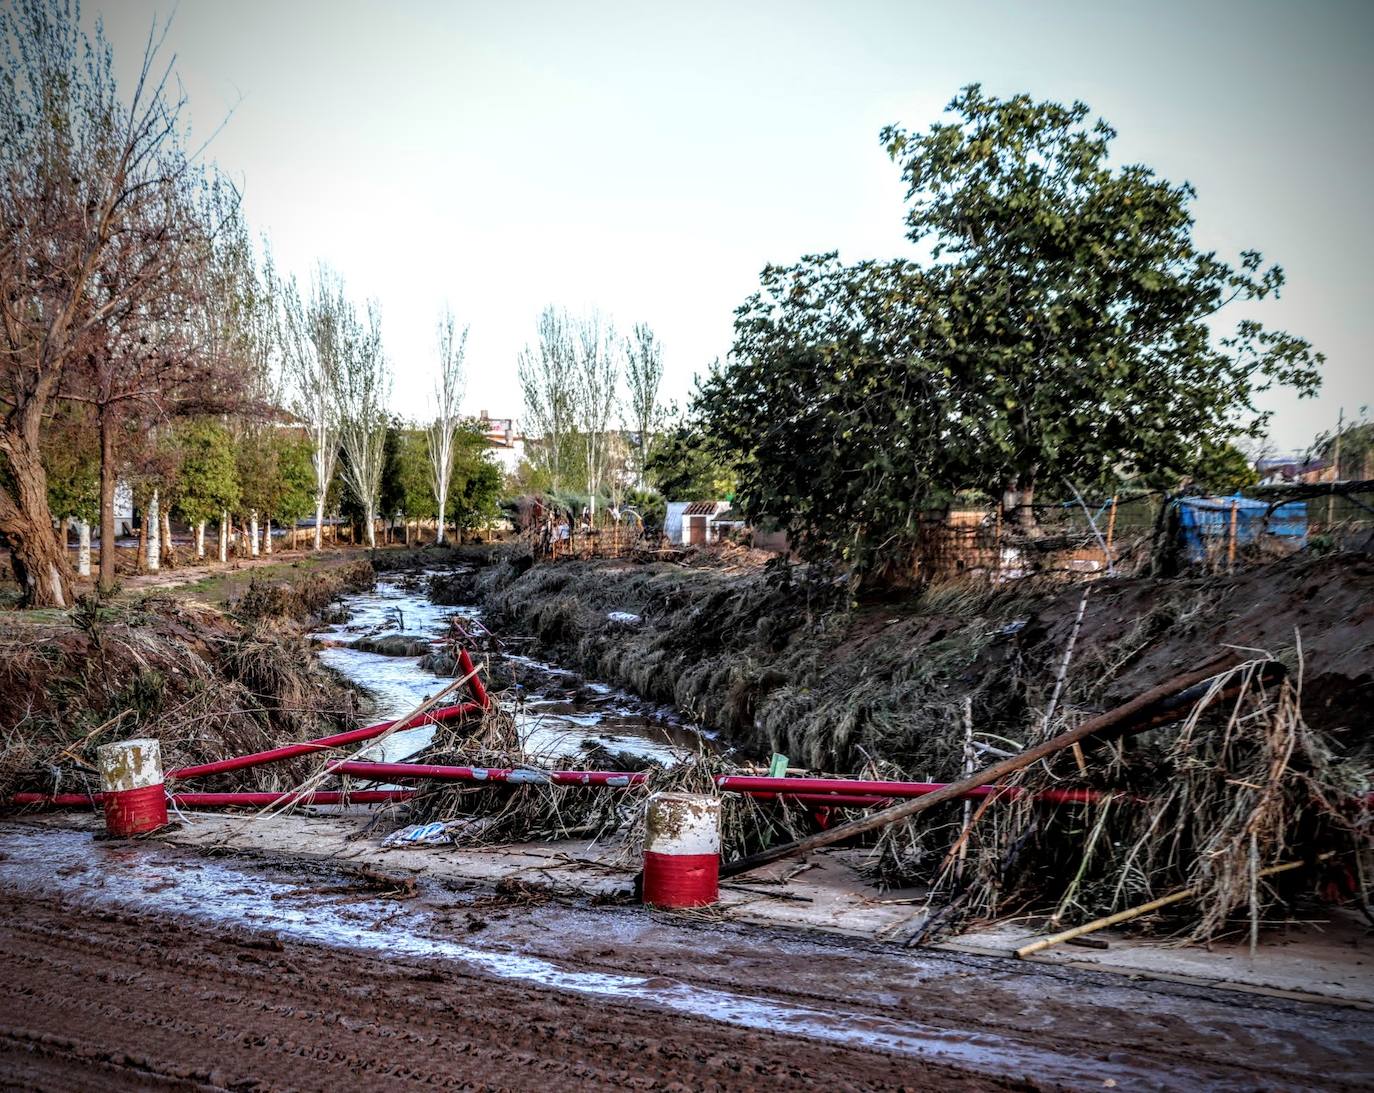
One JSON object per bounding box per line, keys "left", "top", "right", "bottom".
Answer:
{"left": 311, "top": 569, "right": 708, "bottom": 768}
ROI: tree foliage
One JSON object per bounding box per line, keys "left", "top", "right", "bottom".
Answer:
{"left": 697, "top": 86, "right": 1324, "bottom": 577}
{"left": 646, "top": 416, "right": 737, "bottom": 501}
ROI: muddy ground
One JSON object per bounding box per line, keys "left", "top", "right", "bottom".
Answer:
{"left": 1, "top": 821, "right": 1369, "bottom": 1091}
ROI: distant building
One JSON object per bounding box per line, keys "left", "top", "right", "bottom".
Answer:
{"left": 1255, "top": 454, "right": 1331, "bottom": 485}
{"left": 664, "top": 500, "right": 732, "bottom": 545}
{"left": 477, "top": 411, "right": 526, "bottom": 477}
{"left": 112, "top": 478, "right": 134, "bottom": 537}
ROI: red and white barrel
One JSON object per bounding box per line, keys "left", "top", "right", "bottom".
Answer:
{"left": 97, "top": 738, "right": 167, "bottom": 837}
{"left": 642, "top": 792, "right": 721, "bottom": 908}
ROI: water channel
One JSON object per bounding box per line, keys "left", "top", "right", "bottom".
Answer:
{"left": 311, "top": 568, "right": 708, "bottom": 769}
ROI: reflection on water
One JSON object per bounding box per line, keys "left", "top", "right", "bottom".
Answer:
{"left": 312, "top": 573, "right": 707, "bottom": 768}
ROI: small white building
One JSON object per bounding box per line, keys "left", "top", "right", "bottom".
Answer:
{"left": 477, "top": 411, "right": 526, "bottom": 477}
{"left": 664, "top": 500, "right": 733, "bottom": 545}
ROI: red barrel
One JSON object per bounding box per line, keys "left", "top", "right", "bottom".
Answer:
{"left": 97, "top": 739, "right": 168, "bottom": 837}
{"left": 642, "top": 792, "right": 721, "bottom": 908}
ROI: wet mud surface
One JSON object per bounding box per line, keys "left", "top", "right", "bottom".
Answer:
{"left": 2, "top": 823, "right": 1370, "bottom": 1091}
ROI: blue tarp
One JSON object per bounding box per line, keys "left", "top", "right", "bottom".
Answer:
{"left": 1176, "top": 494, "right": 1308, "bottom": 562}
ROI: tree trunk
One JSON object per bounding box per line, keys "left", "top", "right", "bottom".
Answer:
{"left": 364, "top": 506, "right": 377, "bottom": 548}
{"left": 218, "top": 511, "right": 229, "bottom": 563}
{"left": 313, "top": 496, "right": 325, "bottom": 551}
{"left": 1015, "top": 480, "right": 1037, "bottom": 532}
{"left": 196, "top": 521, "right": 205, "bottom": 559}
{"left": 0, "top": 416, "right": 72, "bottom": 606}
{"left": 249, "top": 510, "right": 260, "bottom": 556}
{"left": 436, "top": 497, "right": 447, "bottom": 545}
{"left": 264, "top": 517, "right": 273, "bottom": 555}
{"left": 160, "top": 507, "right": 174, "bottom": 568}
{"left": 137, "top": 509, "right": 148, "bottom": 572}
{"left": 78, "top": 520, "right": 92, "bottom": 577}
{"left": 98, "top": 410, "right": 117, "bottom": 594}
{"left": 146, "top": 490, "right": 160, "bottom": 572}
{"left": 59, "top": 515, "right": 70, "bottom": 550}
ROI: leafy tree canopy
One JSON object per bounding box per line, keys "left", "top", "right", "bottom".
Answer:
{"left": 645, "top": 417, "right": 738, "bottom": 501}
{"left": 175, "top": 420, "right": 240, "bottom": 528}
{"left": 696, "top": 85, "right": 1323, "bottom": 576}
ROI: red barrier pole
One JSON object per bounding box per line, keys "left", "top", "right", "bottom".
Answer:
{"left": 327, "top": 762, "right": 1109, "bottom": 805}
{"left": 11, "top": 789, "right": 415, "bottom": 808}
{"left": 168, "top": 701, "right": 483, "bottom": 781}
{"left": 457, "top": 647, "right": 491, "bottom": 709}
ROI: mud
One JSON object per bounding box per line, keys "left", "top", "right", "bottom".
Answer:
{"left": 1, "top": 822, "right": 1370, "bottom": 1091}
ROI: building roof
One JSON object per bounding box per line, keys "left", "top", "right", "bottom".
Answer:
{"left": 683, "top": 500, "right": 722, "bottom": 516}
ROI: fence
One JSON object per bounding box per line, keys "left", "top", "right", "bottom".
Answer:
{"left": 532, "top": 522, "right": 654, "bottom": 562}
{"left": 522, "top": 484, "right": 1374, "bottom": 581}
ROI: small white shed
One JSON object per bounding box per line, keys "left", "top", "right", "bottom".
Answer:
{"left": 665, "top": 500, "right": 732, "bottom": 545}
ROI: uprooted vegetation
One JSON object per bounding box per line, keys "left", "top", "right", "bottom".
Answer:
{"left": 466, "top": 547, "right": 1372, "bottom": 938}
{"left": 0, "top": 560, "right": 378, "bottom": 800}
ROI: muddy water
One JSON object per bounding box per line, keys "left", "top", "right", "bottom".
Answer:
{"left": 312, "top": 571, "right": 707, "bottom": 766}
{"left": 6, "top": 821, "right": 1328, "bottom": 1091}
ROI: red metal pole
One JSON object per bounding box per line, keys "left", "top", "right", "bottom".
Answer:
{"left": 11, "top": 790, "right": 415, "bottom": 808}
{"left": 457, "top": 647, "right": 491, "bottom": 709}
{"left": 327, "top": 762, "right": 1109, "bottom": 805}
{"left": 167, "top": 701, "right": 483, "bottom": 781}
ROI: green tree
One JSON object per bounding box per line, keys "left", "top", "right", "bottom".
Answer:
{"left": 271, "top": 430, "right": 318, "bottom": 529}
{"left": 176, "top": 420, "right": 239, "bottom": 539}
{"left": 645, "top": 415, "right": 737, "bottom": 501}
{"left": 1190, "top": 440, "right": 1259, "bottom": 493}
{"left": 446, "top": 422, "right": 502, "bottom": 535}
{"left": 698, "top": 86, "right": 1323, "bottom": 579}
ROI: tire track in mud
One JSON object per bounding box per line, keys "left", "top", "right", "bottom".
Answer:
{"left": 0, "top": 893, "right": 1005, "bottom": 1092}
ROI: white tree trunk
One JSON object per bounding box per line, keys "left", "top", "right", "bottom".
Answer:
{"left": 314, "top": 496, "right": 325, "bottom": 550}
{"left": 77, "top": 520, "right": 91, "bottom": 576}
{"left": 195, "top": 521, "right": 205, "bottom": 559}
{"left": 218, "top": 511, "right": 228, "bottom": 563}
{"left": 365, "top": 505, "right": 377, "bottom": 548}
{"left": 264, "top": 517, "right": 273, "bottom": 555}
{"left": 250, "top": 510, "right": 260, "bottom": 556}
{"left": 146, "top": 490, "right": 161, "bottom": 572}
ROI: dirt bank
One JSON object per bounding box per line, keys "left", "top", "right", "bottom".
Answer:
{"left": 0, "top": 559, "right": 378, "bottom": 799}
{"left": 475, "top": 550, "right": 1374, "bottom": 775}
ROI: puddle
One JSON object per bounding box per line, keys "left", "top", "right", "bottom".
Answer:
{"left": 0, "top": 824, "right": 1191, "bottom": 1088}
{"left": 312, "top": 573, "right": 708, "bottom": 767}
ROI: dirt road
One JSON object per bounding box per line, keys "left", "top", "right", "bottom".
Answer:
{"left": 0, "top": 822, "right": 1369, "bottom": 1091}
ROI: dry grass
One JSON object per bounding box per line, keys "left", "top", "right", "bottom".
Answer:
{"left": 0, "top": 581, "right": 368, "bottom": 800}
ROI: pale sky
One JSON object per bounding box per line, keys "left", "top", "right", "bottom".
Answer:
{"left": 97, "top": 0, "right": 1372, "bottom": 452}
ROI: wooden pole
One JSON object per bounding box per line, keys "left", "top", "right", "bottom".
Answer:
{"left": 1226, "top": 498, "right": 1239, "bottom": 573}
{"left": 1327, "top": 406, "right": 1344, "bottom": 529}
{"left": 720, "top": 656, "right": 1243, "bottom": 879}
{"left": 1104, "top": 494, "right": 1118, "bottom": 567}
{"left": 1013, "top": 854, "right": 1329, "bottom": 958}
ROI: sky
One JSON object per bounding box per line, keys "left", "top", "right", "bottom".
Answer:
{"left": 95, "top": 0, "right": 1373, "bottom": 453}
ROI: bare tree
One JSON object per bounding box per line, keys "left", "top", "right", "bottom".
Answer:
{"left": 517, "top": 306, "right": 576, "bottom": 488}
{"left": 425, "top": 307, "right": 467, "bottom": 544}
{"left": 574, "top": 313, "right": 620, "bottom": 519}
{"left": 624, "top": 322, "right": 664, "bottom": 489}
{"left": 0, "top": 1, "right": 203, "bottom": 604}
{"left": 335, "top": 300, "right": 389, "bottom": 548}
{"left": 281, "top": 268, "right": 343, "bottom": 550}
